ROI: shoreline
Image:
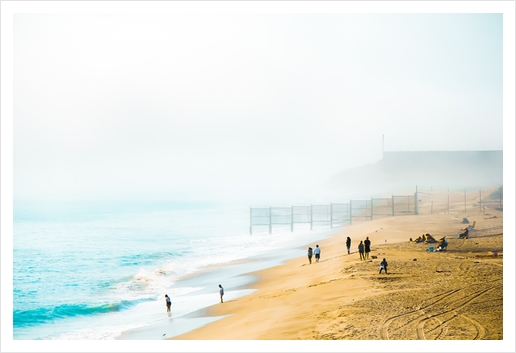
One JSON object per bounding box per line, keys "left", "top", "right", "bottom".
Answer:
{"left": 116, "top": 226, "right": 342, "bottom": 340}
{"left": 170, "top": 216, "right": 422, "bottom": 339}
{"left": 169, "top": 207, "right": 505, "bottom": 342}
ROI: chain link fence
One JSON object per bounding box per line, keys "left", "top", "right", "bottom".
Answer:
{"left": 250, "top": 186, "right": 502, "bottom": 234}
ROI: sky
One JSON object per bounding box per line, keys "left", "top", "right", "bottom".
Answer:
{"left": 6, "top": 5, "right": 510, "bottom": 207}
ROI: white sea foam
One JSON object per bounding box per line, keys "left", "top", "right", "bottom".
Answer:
{"left": 13, "top": 203, "right": 340, "bottom": 340}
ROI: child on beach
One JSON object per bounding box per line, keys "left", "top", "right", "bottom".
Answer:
{"left": 165, "top": 294, "right": 171, "bottom": 313}
{"left": 314, "top": 245, "right": 321, "bottom": 262}
{"left": 346, "top": 237, "right": 351, "bottom": 254}
{"left": 219, "top": 284, "right": 224, "bottom": 303}
{"left": 379, "top": 258, "right": 388, "bottom": 274}
{"left": 358, "top": 241, "right": 365, "bottom": 261}
{"left": 307, "top": 247, "right": 313, "bottom": 264}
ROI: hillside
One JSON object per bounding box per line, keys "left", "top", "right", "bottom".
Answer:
{"left": 325, "top": 150, "right": 503, "bottom": 197}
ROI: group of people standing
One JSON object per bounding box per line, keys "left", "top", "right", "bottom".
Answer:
{"left": 307, "top": 245, "right": 321, "bottom": 264}
{"left": 357, "top": 237, "right": 371, "bottom": 261}
{"left": 349, "top": 236, "right": 388, "bottom": 273}
{"left": 311, "top": 236, "right": 373, "bottom": 262}
{"left": 307, "top": 237, "right": 375, "bottom": 265}
{"left": 166, "top": 235, "right": 389, "bottom": 315}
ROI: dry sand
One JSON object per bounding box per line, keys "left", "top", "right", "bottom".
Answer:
{"left": 170, "top": 199, "right": 506, "bottom": 345}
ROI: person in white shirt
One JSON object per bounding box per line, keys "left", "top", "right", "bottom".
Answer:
{"left": 314, "top": 245, "right": 321, "bottom": 262}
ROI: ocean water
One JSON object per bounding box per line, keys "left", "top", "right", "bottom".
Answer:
{"left": 13, "top": 201, "right": 338, "bottom": 340}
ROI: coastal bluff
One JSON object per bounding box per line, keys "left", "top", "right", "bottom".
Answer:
{"left": 326, "top": 150, "right": 503, "bottom": 195}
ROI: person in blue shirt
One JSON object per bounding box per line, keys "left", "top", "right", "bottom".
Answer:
{"left": 314, "top": 245, "right": 321, "bottom": 262}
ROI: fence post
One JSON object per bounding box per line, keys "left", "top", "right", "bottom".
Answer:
{"left": 448, "top": 188, "right": 450, "bottom": 214}
{"left": 415, "top": 185, "right": 418, "bottom": 215}
{"left": 330, "top": 203, "right": 333, "bottom": 228}
{"left": 349, "top": 200, "right": 352, "bottom": 225}
{"left": 250, "top": 208, "right": 252, "bottom": 235}
{"left": 391, "top": 195, "right": 395, "bottom": 216}
{"left": 479, "top": 188, "right": 482, "bottom": 212}
{"left": 291, "top": 205, "right": 294, "bottom": 232}
{"left": 310, "top": 205, "right": 313, "bottom": 230}
{"left": 464, "top": 188, "right": 466, "bottom": 212}
{"left": 371, "top": 198, "right": 374, "bottom": 220}
{"left": 269, "top": 207, "right": 272, "bottom": 234}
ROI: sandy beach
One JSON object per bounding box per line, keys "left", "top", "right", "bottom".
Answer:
{"left": 171, "top": 197, "right": 505, "bottom": 342}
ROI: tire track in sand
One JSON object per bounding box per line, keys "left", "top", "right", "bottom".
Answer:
{"left": 381, "top": 282, "right": 500, "bottom": 340}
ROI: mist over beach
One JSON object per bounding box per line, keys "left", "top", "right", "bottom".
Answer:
{"left": 11, "top": 10, "right": 504, "bottom": 207}
{"left": 2, "top": 1, "right": 514, "bottom": 352}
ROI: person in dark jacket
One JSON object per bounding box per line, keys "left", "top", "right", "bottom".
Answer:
{"left": 358, "top": 241, "right": 365, "bottom": 261}
{"left": 307, "top": 247, "right": 313, "bottom": 264}
{"left": 364, "top": 237, "right": 371, "bottom": 259}
{"left": 165, "top": 294, "right": 171, "bottom": 313}
{"left": 346, "top": 237, "right": 351, "bottom": 254}
{"left": 379, "top": 258, "right": 388, "bottom": 274}
{"left": 219, "top": 284, "right": 224, "bottom": 303}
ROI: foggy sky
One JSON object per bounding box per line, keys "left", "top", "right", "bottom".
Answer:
{"left": 10, "top": 7, "right": 506, "bottom": 205}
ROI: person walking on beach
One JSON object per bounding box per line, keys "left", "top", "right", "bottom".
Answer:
{"left": 165, "top": 294, "right": 171, "bottom": 314}
{"left": 358, "top": 241, "right": 365, "bottom": 261}
{"left": 314, "top": 245, "right": 321, "bottom": 262}
{"left": 307, "top": 247, "right": 313, "bottom": 264}
{"left": 364, "top": 237, "right": 371, "bottom": 260}
{"left": 219, "top": 284, "right": 224, "bottom": 303}
{"left": 346, "top": 237, "right": 351, "bottom": 254}
{"left": 379, "top": 258, "right": 388, "bottom": 274}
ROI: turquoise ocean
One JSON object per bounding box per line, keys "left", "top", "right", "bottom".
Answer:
{"left": 13, "top": 201, "right": 338, "bottom": 340}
